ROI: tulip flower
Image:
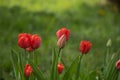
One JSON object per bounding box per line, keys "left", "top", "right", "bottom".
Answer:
{"left": 58, "top": 63, "right": 64, "bottom": 74}
{"left": 56, "top": 27, "right": 70, "bottom": 41}
{"left": 31, "top": 34, "right": 41, "bottom": 49}
{"left": 79, "top": 40, "right": 92, "bottom": 54}
{"left": 24, "top": 64, "right": 32, "bottom": 77}
{"left": 116, "top": 59, "right": 120, "bottom": 70}
{"left": 18, "top": 33, "right": 41, "bottom": 51}
{"left": 18, "top": 33, "right": 31, "bottom": 49}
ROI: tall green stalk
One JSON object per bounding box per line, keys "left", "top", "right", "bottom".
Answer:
{"left": 75, "top": 54, "right": 83, "bottom": 80}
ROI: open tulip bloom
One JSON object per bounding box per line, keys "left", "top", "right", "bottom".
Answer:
{"left": 11, "top": 28, "right": 120, "bottom": 80}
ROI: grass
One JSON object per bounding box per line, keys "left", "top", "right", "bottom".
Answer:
{"left": 0, "top": 0, "right": 120, "bottom": 79}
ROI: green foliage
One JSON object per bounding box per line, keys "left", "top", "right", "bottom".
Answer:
{"left": 11, "top": 49, "right": 25, "bottom": 80}
{"left": 104, "top": 53, "right": 119, "bottom": 80}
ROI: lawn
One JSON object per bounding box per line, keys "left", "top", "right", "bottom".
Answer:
{"left": 0, "top": 0, "right": 120, "bottom": 79}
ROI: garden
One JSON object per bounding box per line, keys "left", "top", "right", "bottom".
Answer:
{"left": 0, "top": 0, "right": 120, "bottom": 80}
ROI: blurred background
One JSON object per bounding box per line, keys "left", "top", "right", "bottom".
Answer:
{"left": 0, "top": 0, "right": 120, "bottom": 80}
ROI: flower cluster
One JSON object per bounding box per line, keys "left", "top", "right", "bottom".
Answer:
{"left": 17, "top": 27, "right": 93, "bottom": 77}
{"left": 56, "top": 27, "right": 92, "bottom": 75}
{"left": 18, "top": 33, "right": 41, "bottom": 52}
{"left": 18, "top": 33, "right": 41, "bottom": 77}
{"left": 13, "top": 27, "right": 120, "bottom": 80}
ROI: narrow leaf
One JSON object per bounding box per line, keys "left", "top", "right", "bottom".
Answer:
{"left": 63, "top": 56, "right": 79, "bottom": 80}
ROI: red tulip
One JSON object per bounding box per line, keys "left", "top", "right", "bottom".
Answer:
{"left": 79, "top": 40, "right": 92, "bottom": 54}
{"left": 18, "top": 33, "right": 31, "bottom": 49}
{"left": 116, "top": 59, "right": 120, "bottom": 70}
{"left": 57, "top": 34, "right": 66, "bottom": 48}
{"left": 18, "top": 33, "right": 41, "bottom": 51}
{"left": 31, "top": 34, "right": 41, "bottom": 49}
{"left": 58, "top": 63, "right": 64, "bottom": 74}
{"left": 56, "top": 27, "right": 70, "bottom": 41}
{"left": 24, "top": 64, "right": 32, "bottom": 77}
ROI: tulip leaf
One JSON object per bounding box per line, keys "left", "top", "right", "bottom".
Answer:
{"left": 29, "top": 61, "right": 45, "bottom": 80}
{"left": 11, "top": 49, "right": 19, "bottom": 80}
{"left": 63, "top": 56, "right": 79, "bottom": 80}
{"left": 104, "top": 53, "right": 119, "bottom": 80}
{"left": 51, "top": 48, "right": 58, "bottom": 80}
{"left": 11, "top": 49, "right": 26, "bottom": 80}
{"left": 86, "top": 71, "right": 101, "bottom": 80}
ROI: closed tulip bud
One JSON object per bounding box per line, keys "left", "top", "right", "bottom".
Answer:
{"left": 106, "top": 39, "right": 112, "bottom": 47}
{"left": 58, "top": 63, "right": 64, "bottom": 74}
{"left": 79, "top": 40, "right": 92, "bottom": 54}
{"left": 18, "top": 33, "right": 31, "bottom": 49}
{"left": 57, "top": 34, "right": 66, "bottom": 48}
{"left": 24, "top": 64, "right": 32, "bottom": 77}
{"left": 31, "top": 34, "right": 41, "bottom": 49}
{"left": 116, "top": 59, "right": 120, "bottom": 70}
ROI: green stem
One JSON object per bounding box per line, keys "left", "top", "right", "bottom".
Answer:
{"left": 58, "top": 48, "right": 62, "bottom": 58}
{"left": 27, "top": 53, "right": 30, "bottom": 63}
{"left": 33, "top": 50, "right": 38, "bottom": 65}
{"left": 58, "top": 48, "right": 62, "bottom": 62}
{"left": 25, "top": 50, "right": 28, "bottom": 63}
{"left": 75, "top": 54, "right": 83, "bottom": 80}
{"left": 35, "top": 52, "right": 38, "bottom": 65}
{"left": 25, "top": 77, "right": 29, "bottom": 80}
{"left": 33, "top": 50, "right": 38, "bottom": 80}
{"left": 104, "top": 46, "right": 110, "bottom": 67}
{"left": 107, "top": 47, "right": 110, "bottom": 63}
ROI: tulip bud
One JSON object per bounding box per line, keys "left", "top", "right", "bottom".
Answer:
{"left": 58, "top": 63, "right": 64, "bottom": 74}
{"left": 116, "top": 59, "right": 120, "bottom": 70}
{"left": 106, "top": 39, "right": 112, "bottom": 47}
{"left": 24, "top": 64, "right": 32, "bottom": 77}
{"left": 57, "top": 34, "right": 66, "bottom": 49}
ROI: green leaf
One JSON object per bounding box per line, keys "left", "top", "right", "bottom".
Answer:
{"left": 51, "top": 48, "right": 58, "bottom": 80}
{"left": 87, "top": 71, "right": 101, "bottom": 80}
{"left": 11, "top": 49, "right": 25, "bottom": 80}
{"left": 104, "top": 53, "right": 119, "bottom": 80}
{"left": 11, "top": 49, "right": 19, "bottom": 80}
{"left": 63, "top": 56, "right": 79, "bottom": 80}
{"left": 61, "top": 58, "right": 67, "bottom": 71}
{"left": 29, "top": 60, "right": 45, "bottom": 80}
{"left": 18, "top": 52, "right": 26, "bottom": 80}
